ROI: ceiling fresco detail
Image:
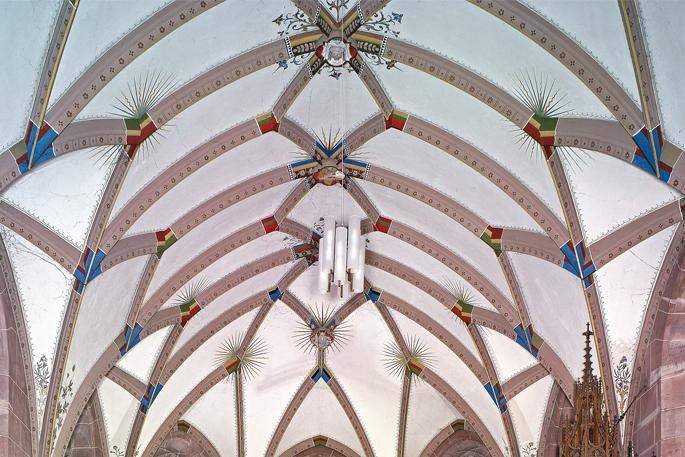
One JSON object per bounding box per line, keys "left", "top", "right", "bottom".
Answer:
{"left": 1, "top": 0, "right": 684, "bottom": 456}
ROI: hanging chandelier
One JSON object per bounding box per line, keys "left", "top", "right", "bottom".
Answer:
{"left": 317, "top": 215, "right": 366, "bottom": 297}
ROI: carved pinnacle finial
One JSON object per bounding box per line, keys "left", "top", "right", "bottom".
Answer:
{"left": 582, "top": 322, "right": 594, "bottom": 383}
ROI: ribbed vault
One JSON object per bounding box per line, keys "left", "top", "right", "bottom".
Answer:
{"left": 1, "top": 1, "right": 684, "bottom": 457}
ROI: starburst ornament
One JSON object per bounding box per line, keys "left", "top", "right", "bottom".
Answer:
{"left": 93, "top": 71, "right": 175, "bottom": 167}
{"left": 441, "top": 277, "right": 477, "bottom": 326}
{"left": 214, "top": 333, "right": 268, "bottom": 381}
{"left": 512, "top": 71, "right": 590, "bottom": 170}
{"left": 294, "top": 303, "right": 350, "bottom": 354}
{"left": 382, "top": 335, "right": 434, "bottom": 382}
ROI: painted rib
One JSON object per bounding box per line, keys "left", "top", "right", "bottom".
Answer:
{"left": 124, "top": 324, "right": 183, "bottom": 457}
{"left": 420, "top": 426, "right": 486, "bottom": 457}
{"left": 373, "top": 288, "right": 488, "bottom": 382}
{"left": 273, "top": 61, "right": 316, "bottom": 121}
{"left": 106, "top": 365, "right": 147, "bottom": 399}
{"left": 366, "top": 250, "right": 575, "bottom": 399}
{"left": 264, "top": 374, "right": 317, "bottom": 456}
{"left": 501, "top": 364, "right": 548, "bottom": 400}
{"left": 29, "top": 0, "right": 79, "bottom": 124}
{"left": 403, "top": 116, "right": 570, "bottom": 247}
{"left": 619, "top": 0, "right": 661, "bottom": 135}
{"left": 469, "top": 325, "right": 519, "bottom": 457}
{"left": 498, "top": 252, "right": 532, "bottom": 329}
{"left": 545, "top": 150, "right": 618, "bottom": 416}
{"left": 45, "top": 0, "right": 223, "bottom": 133}
{"left": 361, "top": 167, "right": 563, "bottom": 266}
{"left": 49, "top": 255, "right": 159, "bottom": 456}
{"left": 356, "top": 61, "right": 394, "bottom": 118}
{"left": 374, "top": 299, "right": 503, "bottom": 457}
{"left": 589, "top": 198, "right": 684, "bottom": 269}
{"left": 0, "top": 201, "right": 81, "bottom": 271}
{"left": 101, "top": 119, "right": 263, "bottom": 250}
{"left": 465, "top": 0, "right": 643, "bottom": 133}
{"left": 170, "top": 167, "right": 294, "bottom": 237}
{"left": 327, "top": 377, "right": 376, "bottom": 456}
{"left": 555, "top": 117, "right": 634, "bottom": 163}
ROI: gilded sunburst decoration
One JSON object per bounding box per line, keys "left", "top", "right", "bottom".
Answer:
{"left": 382, "top": 335, "right": 434, "bottom": 382}
{"left": 214, "top": 333, "right": 268, "bottom": 381}
{"left": 511, "top": 70, "right": 591, "bottom": 170}
{"left": 94, "top": 71, "right": 175, "bottom": 166}
{"left": 273, "top": 5, "right": 404, "bottom": 78}
{"left": 441, "top": 277, "right": 478, "bottom": 326}
{"left": 288, "top": 126, "right": 373, "bottom": 185}
{"left": 294, "top": 303, "right": 350, "bottom": 354}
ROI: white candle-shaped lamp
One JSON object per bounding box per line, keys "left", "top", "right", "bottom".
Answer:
{"left": 352, "top": 238, "right": 366, "bottom": 293}
{"left": 322, "top": 217, "right": 335, "bottom": 272}
{"left": 347, "top": 215, "right": 361, "bottom": 273}
{"left": 334, "top": 226, "right": 348, "bottom": 294}
{"left": 318, "top": 217, "right": 336, "bottom": 294}
{"left": 318, "top": 260, "right": 329, "bottom": 294}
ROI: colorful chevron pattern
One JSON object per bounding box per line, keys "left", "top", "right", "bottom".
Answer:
{"left": 632, "top": 125, "right": 666, "bottom": 179}
{"left": 256, "top": 112, "right": 279, "bottom": 134}
{"left": 288, "top": 158, "right": 318, "bottom": 178}
{"left": 310, "top": 366, "right": 332, "bottom": 383}
{"left": 139, "top": 383, "right": 163, "bottom": 414}
{"left": 261, "top": 216, "right": 279, "bottom": 234}
{"left": 315, "top": 138, "right": 344, "bottom": 160}
{"left": 291, "top": 242, "right": 317, "bottom": 265}
{"left": 177, "top": 420, "right": 191, "bottom": 433}
{"left": 480, "top": 225, "right": 503, "bottom": 256}
{"left": 155, "top": 228, "right": 177, "bottom": 258}
{"left": 484, "top": 382, "right": 507, "bottom": 413}
{"left": 179, "top": 299, "right": 201, "bottom": 326}
{"left": 523, "top": 114, "right": 557, "bottom": 159}
{"left": 17, "top": 121, "right": 58, "bottom": 173}
{"left": 407, "top": 358, "right": 425, "bottom": 376}
{"left": 514, "top": 323, "right": 544, "bottom": 358}
{"left": 365, "top": 286, "right": 382, "bottom": 303}
{"left": 268, "top": 286, "right": 283, "bottom": 302}
{"left": 451, "top": 298, "right": 473, "bottom": 325}
{"left": 450, "top": 419, "right": 465, "bottom": 432}
{"left": 344, "top": 158, "right": 369, "bottom": 179}
{"left": 312, "top": 435, "right": 329, "bottom": 446}
{"left": 73, "top": 247, "right": 106, "bottom": 294}
{"left": 560, "top": 240, "right": 596, "bottom": 288}
{"left": 125, "top": 114, "right": 157, "bottom": 145}
{"left": 309, "top": 230, "right": 322, "bottom": 249}
{"left": 385, "top": 109, "right": 408, "bottom": 131}
{"left": 115, "top": 323, "right": 143, "bottom": 356}
{"left": 224, "top": 355, "right": 239, "bottom": 374}
{"left": 374, "top": 216, "right": 393, "bottom": 233}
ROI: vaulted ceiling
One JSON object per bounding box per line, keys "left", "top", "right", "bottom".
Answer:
{"left": 1, "top": 1, "right": 684, "bottom": 456}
